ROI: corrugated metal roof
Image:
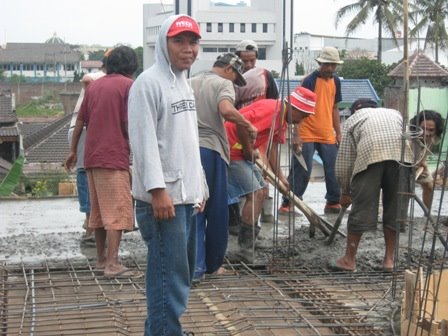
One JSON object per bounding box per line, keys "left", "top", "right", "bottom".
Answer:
{"left": 276, "top": 78, "right": 380, "bottom": 107}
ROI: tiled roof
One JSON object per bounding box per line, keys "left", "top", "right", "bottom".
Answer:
{"left": 25, "top": 114, "right": 72, "bottom": 163}
{"left": 0, "top": 93, "right": 17, "bottom": 124}
{"left": 0, "top": 43, "right": 81, "bottom": 64}
{"left": 0, "top": 126, "right": 19, "bottom": 137}
{"left": 276, "top": 78, "right": 380, "bottom": 108}
{"left": 22, "top": 114, "right": 71, "bottom": 150}
{"left": 18, "top": 121, "right": 49, "bottom": 139}
{"left": 388, "top": 50, "right": 448, "bottom": 78}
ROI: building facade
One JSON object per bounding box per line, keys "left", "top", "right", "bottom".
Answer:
{"left": 143, "top": 0, "right": 294, "bottom": 76}
{"left": 0, "top": 35, "right": 81, "bottom": 83}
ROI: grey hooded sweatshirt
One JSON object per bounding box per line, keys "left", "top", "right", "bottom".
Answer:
{"left": 128, "top": 15, "right": 208, "bottom": 205}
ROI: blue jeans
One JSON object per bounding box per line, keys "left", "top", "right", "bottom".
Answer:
{"left": 195, "top": 148, "right": 229, "bottom": 279}
{"left": 135, "top": 200, "right": 197, "bottom": 336}
{"left": 287, "top": 142, "right": 340, "bottom": 203}
{"left": 76, "top": 168, "right": 90, "bottom": 213}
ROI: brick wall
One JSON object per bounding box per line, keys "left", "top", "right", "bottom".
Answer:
{"left": 0, "top": 83, "right": 82, "bottom": 106}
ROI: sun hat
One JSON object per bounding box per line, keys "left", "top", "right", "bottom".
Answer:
{"left": 235, "top": 40, "right": 258, "bottom": 52}
{"left": 315, "top": 46, "right": 343, "bottom": 64}
{"left": 286, "top": 86, "right": 317, "bottom": 114}
{"left": 215, "top": 53, "right": 246, "bottom": 86}
{"left": 167, "top": 15, "right": 201, "bottom": 38}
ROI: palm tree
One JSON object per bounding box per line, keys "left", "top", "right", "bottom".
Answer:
{"left": 409, "top": 0, "right": 448, "bottom": 63}
{"left": 335, "top": 0, "right": 403, "bottom": 63}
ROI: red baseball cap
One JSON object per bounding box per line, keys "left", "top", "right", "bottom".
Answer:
{"left": 167, "top": 16, "right": 201, "bottom": 38}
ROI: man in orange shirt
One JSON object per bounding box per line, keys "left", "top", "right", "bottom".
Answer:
{"left": 281, "top": 46, "right": 343, "bottom": 214}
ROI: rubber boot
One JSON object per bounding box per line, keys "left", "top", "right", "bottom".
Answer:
{"left": 260, "top": 197, "right": 274, "bottom": 223}
{"left": 236, "top": 224, "right": 260, "bottom": 263}
{"left": 228, "top": 203, "right": 241, "bottom": 236}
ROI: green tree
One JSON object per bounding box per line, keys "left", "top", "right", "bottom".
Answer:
{"left": 72, "top": 70, "right": 85, "bottom": 82}
{"left": 295, "top": 61, "right": 305, "bottom": 76}
{"left": 410, "top": 0, "right": 448, "bottom": 63}
{"left": 335, "top": 0, "right": 403, "bottom": 63}
{"left": 9, "top": 74, "right": 27, "bottom": 84}
{"left": 338, "top": 57, "right": 394, "bottom": 97}
{"left": 88, "top": 49, "right": 109, "bottom": 61}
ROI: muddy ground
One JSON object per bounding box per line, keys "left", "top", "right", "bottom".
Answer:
{"left": 1, "top": 182, "right": 446, "bottom": 272}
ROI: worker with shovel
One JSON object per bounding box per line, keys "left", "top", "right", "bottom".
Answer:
{"left": 330, "top": 99, "right": 413, "bottom": 272}
{"left": 225, "top": 86, "right": 317, "bottom": 263}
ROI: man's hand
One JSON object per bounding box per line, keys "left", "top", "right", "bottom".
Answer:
{"left": 243, "top": 148, "right": 259, "bottom": 162}
{"left": 246, "top": 123, "right": 258, "bottom": 142}
{"left": 336, "top": 133, "right": 342, "bottom": 144}
{"left": 340, "top": 193, "right": 352, "bottom": 208}
{"left": 151, "top": 188, "right": 175, "bottom": 220}
{"left": 64, "top": 151, "right": 77, "bottom": 172}
{"left": 292, "top": 132, "right": 303, "bottom": 152}
{"left": 280, "top": 176, "right": 289, "bottom": 191}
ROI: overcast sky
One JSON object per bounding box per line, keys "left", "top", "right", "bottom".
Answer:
{"left": 0, "top": 0, "right": 378, "bottom": 47}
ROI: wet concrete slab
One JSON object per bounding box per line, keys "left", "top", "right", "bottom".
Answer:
{"left": 1, "top": 181, "right": 446, "bottom": 266}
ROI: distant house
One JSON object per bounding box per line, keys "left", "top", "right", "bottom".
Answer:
{"left": 0, "top": 91, "right": 20, "bottom": 164}
{"left": 0, "top": 33, "right": 82, "bottom": 83}
{"left": 20, "top": 114, "right": 72, "bottom": 175}
{"left": 385, "top": 50, "right": 448, "bottom": 167}
{"left": 80, "top": 60, "right": 103, "bottom": 75}
{"left": 385, "top": 50, "right": 448, "bottom": 115}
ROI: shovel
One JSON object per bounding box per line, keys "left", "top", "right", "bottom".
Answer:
{"left": 255, "top": 159, "right": 346, "bottom": 238}
{"left": 325, "top": 206, "right": 348, "bottom": 245}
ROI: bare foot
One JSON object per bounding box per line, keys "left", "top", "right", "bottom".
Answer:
{"left": 329, "top": 257, "right": 356, "bottom": 271}
{"left": 95, "top": 261, "right": 106, "bottom": 270}
{"left": 213, "top": 266, "right": 231, "bottom": 275}
{"left": 383, "top": 258, "right": 394, "bottom": 270}
{"left": 103, "top": 265, "right": 144, "bottom": 279}
{"left": 103, "top": 264, "right": 128, "bottom": 276}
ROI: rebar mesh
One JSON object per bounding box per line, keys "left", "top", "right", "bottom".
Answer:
{"left": 1, "top": 259, "right": 401, "bottom": 335}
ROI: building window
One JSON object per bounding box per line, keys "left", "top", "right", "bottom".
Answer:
{"left": 218, "top": 22, "right": 223, "bottom": 33}
{"left": 207, "top": 22, "right": 212, "bottom": 32}
{"left": 252, "top": 23, "right": 257, "bottom": 33}
{"left": 218, "top": 47, "right": 228, "bottom": 52}
{"left": 203, "top": 47, "right": 218, "bottom": 52}
{"left": 240, "top": 23, "right": 245, "bottom": 33}
{"left": 258, "top": 48, "right": 266, "bottom": 60}
{"left": 229, "top": 23, "right": 234, "bottom": 33}
{"left": 263, "top": 23, "right": 268, "bottom": 33}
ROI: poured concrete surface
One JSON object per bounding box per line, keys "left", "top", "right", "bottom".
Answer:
{"left": 1, "top": 182, "right": 446, "bottom": 268}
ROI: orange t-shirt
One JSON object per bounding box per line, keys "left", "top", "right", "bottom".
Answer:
{"left": 299, "top": 77, "right": 336, "bottom": 144}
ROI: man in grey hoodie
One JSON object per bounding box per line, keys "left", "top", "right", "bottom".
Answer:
{"left": 128, "top": 15, "right": 208, "bottom": 336}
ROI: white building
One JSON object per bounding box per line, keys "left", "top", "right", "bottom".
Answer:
{"left": 143, "top": 0, "right": 294, "bottom": 76}
{"left": 0, "top": 34, "right": 81, "bottom": 83}
{"left": 143, "top": 1, "right": 448, "bottom": 78}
